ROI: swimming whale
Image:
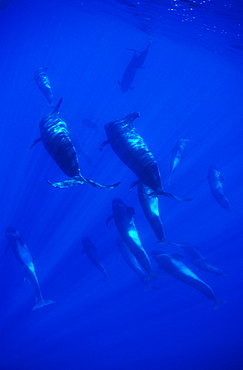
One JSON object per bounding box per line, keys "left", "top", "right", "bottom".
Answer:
{"left": 106, "top": 198, "right": 153, "bottom": 277}
{"left": 34, "top": 67, "right": 53, "bottom": 105}
{"left": 5, "top": 227, "right": 54, "bottom": 310}
{"left": 137, "top": 182, "right": 183, "bottom": 246}
{"left": 100, "top": 112, "right": 191, "bottom": 200}
{"left": 31, "top": 98, "right": 120, "bottom": 190}
{"left": 207, "top": 165, "right": 230, "bottom": 210}
{"left": 151, "top": 250, "right": 225, "bottom": 309}
{"left": 168, "top": 138, "right": 189, "bottom": 185}
{"left": 118, "top": 41, "right": 151, "bottom": 93}
{"left": 82, "top": 237, "right": 110, "bottom": 280}
{"left": 116, "top": 237, "right": 148, "bottom": 285}
{"left": 190, "top": 258, "right": 225, "bottom": 276}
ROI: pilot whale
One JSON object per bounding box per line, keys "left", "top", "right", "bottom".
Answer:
{"left": 168, "top": 138, "right": 189, "bottom": 185}
{"left": 5, "top": 227, "right": 54, "bottom": 310}
{"left": 31, "top": 98, "right": 120, "bottom": 190}
{"left": 100, "top": 112, "right": 191, "bottom": 200}
{"left": 190, "top": 258, "right": 225, "bottom": 276}
{"left": 118, "top": 41, "right": 151, "bottom": 93}
{"left": 106, "top": 198, "right": 153, "bottom": 277}
{"left": 138, "top": 182, "right": 183, "bottom": 246}
{"left": 34, "top": 67, "right": 53, "bottom": 105}
{"left": 151, "top": 250, "right": 226, "bottom": 309}
{"left": 82, "top": 237, "right": 110, "bottom": 280}
{"left": 116, "top": 238, "right": 148, "bottom": 285}
{"left": 207, "top": 165, "right": 230, "bottom": 210}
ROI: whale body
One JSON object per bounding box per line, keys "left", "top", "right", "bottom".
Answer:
{"left": 151, "top": 250, "right": 225, "bottom": 309}
{"left": 207, "top": 165, "right": 230, "bottom": 209}
{"left": 101, "top": 112, "right": 191, "bottom": 201}
{"left": 34, "top": 67, "right": 53, "bottom": 105}
{"left": 107, "top": 198, "right": 153, "bottom": 277}
{"left": 5, "top": 227, "right": 54, "bottom": 310}
{"left": 31, "top": 98, "right": 120, "bottom": 190}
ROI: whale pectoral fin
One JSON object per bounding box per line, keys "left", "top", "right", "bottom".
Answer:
{"left": 106, "top": 215, "right": 113, "bottom": 227}
{"left": 99, "top": 139, "right": 109, "bottom": 151}
{"left": 47, "top": 175, "right": 121, "bottom": 190}
{"left": 157, "top": 191, "right": 193, "bottom": 201}
{"left": 129, "top": 179, "right": 140, "bottom": 191}
{"left": 30, "top": 137, "right": 42, "bottom": 149}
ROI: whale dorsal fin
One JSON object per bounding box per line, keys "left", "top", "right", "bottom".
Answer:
{"left": 106, "top": 215, "right": 113, "bottom": 226}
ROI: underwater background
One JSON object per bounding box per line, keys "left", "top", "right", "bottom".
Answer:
{"left": 0, "top": 0, "right": 243, "bottom": 369}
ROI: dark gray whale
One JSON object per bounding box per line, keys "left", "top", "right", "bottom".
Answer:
{"left": 34, "top": 67, "right": 53, "bottom": 105}
{"left": 107, "top": 198, "right": 153, "bottom": 277}
{"left": 5, "top": 227, "right": 54, "bottom": 310}
{"left": 138, "top": 182, "right": 183, "bottom": 246}
{"left": 116, "top": 238, "right": 148, "bottom": 285}
{"left": 207, "top": 165, "right": 230, "bottom": 209}
{"left": 100, "top": 112, "right": 191, "bottom": 200}
{"left": 151, "top": 250, "right": 226, "bottom": 309}
{"left": 82, "top": 237, "right": 110, "bottom": 280}
{"left": 118, "top": 41, "right": 151, "bottom": 93}
{"left": 168, "top": 138, "right": 189, "bottom": 185}
{"left": 190, "top": 258, "right": 225, "bottom": 276}
{"left": 31, "top": 98, "right": 120, "bottom": 190}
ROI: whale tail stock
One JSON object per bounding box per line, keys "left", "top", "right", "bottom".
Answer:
{"left": 33, "top": 298, "right": 55, "bottom": 311}
{"left": 46, "top": 174, "right": 121, "bottom": 190}
{"left": 213, "top": 299, "right": 228, "bottom": 310}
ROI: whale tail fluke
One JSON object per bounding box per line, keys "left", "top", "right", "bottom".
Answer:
{"left": 213, "top": 299, "right": 228, "bottom": 310}
{"left": 33, "top": 298, "right": 55, "bottom": 311}
{"left": 46, "top": 175, "right": 121, "bottom": 190}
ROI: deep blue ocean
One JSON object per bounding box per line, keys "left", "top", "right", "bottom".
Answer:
{"left": 0, "top": 0, "right": 243, "bottom": 369}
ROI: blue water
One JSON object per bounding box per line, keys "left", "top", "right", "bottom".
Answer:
{"left": 0, "top": 0, "right": 243, "bottom": 369}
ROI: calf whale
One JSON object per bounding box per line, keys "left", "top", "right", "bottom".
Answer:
{"left": 34, "top": 67, "right": 53, "bottom": 105}
{"left": 31, "top": 98, "right": 120, "bottom": 190}
{"left": 100, "top": 112, "right": 191, "bottom": 200}
{"left": 5, "top": 227, "right": 54, "bottom": 310}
